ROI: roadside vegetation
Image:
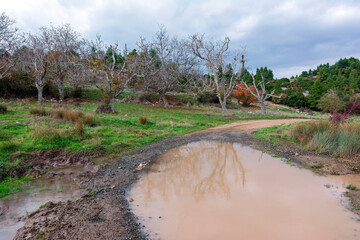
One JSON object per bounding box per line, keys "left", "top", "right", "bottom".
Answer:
{"left": 254, "top": 119, "right": 360, "bottom": 157}
{"left": 289, "top": 120, "right": 360, "bottom": 157}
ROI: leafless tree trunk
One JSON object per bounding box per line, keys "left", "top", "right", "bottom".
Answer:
{"left": 24, "top": 32, "right": 49, "bottom": 105}
{"left": 190, "top": 34, "right": 242, "bottom": 116}
{"left": 43, "top": 24, "right": 82, "bottom": 102}
{"left": 240, "top": 73, "right": 282, "bottom": 114}
{"left": 87, "top": 37, "right": 153, "bottom": 113}
{"left": 58, "top": 79, "right": 65, "bottom": 102}
{"left": 139, "top": 26, "right": 196, "bottom": 107}
{"left": 0, "top": 12, "right": 20, "bottom": 79}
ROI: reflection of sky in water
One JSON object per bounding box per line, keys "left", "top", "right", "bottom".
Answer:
{"left": 0, "top": 175, "right": 83, "bottom": 240}
{"left": 130, "top": 141, "right": 360, "bottom": 240}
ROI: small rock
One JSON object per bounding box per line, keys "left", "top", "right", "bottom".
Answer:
{"left": 111, "top": 185, "right": 116, "bottom": 189}
{"left": 295, "top": 153, "right": 299, "bottom": 156}
{"left": 129, "top": 198, "right": 134, "bottom": 203}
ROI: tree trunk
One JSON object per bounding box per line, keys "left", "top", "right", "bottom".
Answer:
{"left": 221, "top": 102, "right": 227, "bottom": 116}
{"left": 58, "top": 84, "right": 64, "bottom": 102}
{"left": 37, "top": 85, "right": 43, "bottom": 106}
{"left": 159, "top": 93, "right": 169, "bottom": 108}
{"left": 260, "top": 100, "right": 266, "bottom": 114}
{"left": 218, "top": 95, "right": 227, "bottom": 116}
{"left": 110, "top": 97, "right": 115, "bottom": 113}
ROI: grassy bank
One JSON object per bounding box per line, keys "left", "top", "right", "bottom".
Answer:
{"left": 0, "top": 101, "right": 292, "bottom": 197}
{"left": 253, "top": 120, "right": 360, "bottom": 158}
{"left": 289, "top": 121, "right": 360, "bottom": 157}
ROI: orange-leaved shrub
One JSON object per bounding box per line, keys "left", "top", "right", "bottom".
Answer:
{"left": 233, "top": 83, "right": 258, "bottom": 107}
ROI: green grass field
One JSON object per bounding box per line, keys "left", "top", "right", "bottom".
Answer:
{"left": 0, "top": 100, "right": 292, "bottom": 196}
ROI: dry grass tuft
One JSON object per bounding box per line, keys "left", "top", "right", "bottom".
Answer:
{"left": 73, "top": 119, "right": 84, "bottom": 136}
{"left": 30, "top": 107, "right": 47, "bottom": 116}
{"left": 49, "top": 108, "right": 97, "bottom": 126}
{"left": 82, "top": 113, "right": 97, "bottom": 126}
{"left": 139, "top": 116, "right": 148, "bottom": 125}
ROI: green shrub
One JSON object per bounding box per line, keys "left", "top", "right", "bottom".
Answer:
{"left": 317, "top": 92, "right": 346, "bottom": 113}
{"left": 346, "top": 184, "right": 357, "bottom": 190}
{"left": 71, "top": 87, "right": 83, "bottom": 98}
{"left": 197, "top": 91, "right": 216, "bottom": 104}
{"left": 285, "top": 92, "right": 308, "bottom": 108}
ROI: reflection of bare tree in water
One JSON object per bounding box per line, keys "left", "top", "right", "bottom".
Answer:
{"left": 193, "top": 142, "right": 246, "bottom": 200}
{"left": 141, "top": 141, "right": 247, "bottom": 202}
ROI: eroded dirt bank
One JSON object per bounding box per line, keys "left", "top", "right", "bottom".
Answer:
{"left": 14, "top": 118, "right": 359, "bottom": 240}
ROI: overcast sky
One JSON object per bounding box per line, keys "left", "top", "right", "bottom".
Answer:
{"left": 3, "top": 0, "right": 360, "bottom": 78}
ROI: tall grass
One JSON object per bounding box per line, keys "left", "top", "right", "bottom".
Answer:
{"left": 30, "top": 107, "right": 47, "bottom": 116}
{"left": 290, "top": 120, "right": 360, "bottom": 157}
{"left": 31, "top": 124, "right": 64, "bottom": 142}
{"left": 49, "top": 107, "right": 97, "bottom": 126}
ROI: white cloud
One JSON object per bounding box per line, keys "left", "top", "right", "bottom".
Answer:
{"left": 2, "top": 0, "right": 360, "bottom": 77}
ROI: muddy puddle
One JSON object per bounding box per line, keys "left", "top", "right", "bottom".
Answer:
{"left": 129, "top": 141, "right": 360, "bottom": 240}
{"left": 0, "top": 165, "right": 90, "bottom": 240}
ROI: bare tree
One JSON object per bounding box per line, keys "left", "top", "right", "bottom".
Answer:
{"left": 143, "top": 26, "right": 197, "bottom": 107}
{"left": 0, "top": 12, "right": 20, "bottom": 79}
{"left": 191, "top": 34, "right": 242, "bottom": 116}
{"left": 88, "top": 37, "right": 151, "bottom": 112}
{"left": 44, "top": 24, "right": 82, "bottom": 102}
{"left": 240, "top": 72, "right": 282, "bottom": 114}
{"left": 24, "top": 31, "right": 49, "bottom": 105}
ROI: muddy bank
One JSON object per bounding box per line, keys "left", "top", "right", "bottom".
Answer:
{"left": 14, "top": 119, "right": 359, "bottom": 240}
{"left": 8, "top": 148, "right": 106, "bottom": 180}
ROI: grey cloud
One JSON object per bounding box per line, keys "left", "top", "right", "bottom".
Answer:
{"left": 4, "top": 0, "right": 360, "bottom": 77}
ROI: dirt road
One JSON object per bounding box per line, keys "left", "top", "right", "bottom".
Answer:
{"left": 14, "top": 119, "right": 315, "bottom": 240}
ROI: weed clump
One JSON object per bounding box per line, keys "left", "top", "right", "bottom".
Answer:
{"left": 290, "top": 120, "right": 360, "bottom": 157}
{"left": 139, "top": 116, "right": 148, "bottom": 125}
{"left": 0, "top": 104, "right": 7, "bottom": 114}
{"left": 82, "top": 113, "right": 97, "bottom": 126}
{"left": 30, "top": 107, "right": 47, "bottom": 116}
{"left": 95, "top": 105, "right": 112, "bottom": 113}
{"left": 310, "top": 163, "right": 324, "bottom": 169}
{"left": 73, "top": 120, "right": 84, "bottom": 136}
{"left": 31, "top": 125, "right": 63, "bottom": 141}
{"left": 346, "top": 184, "right": 357, "bottom": 190}
{"left": 49, "top": 108, "right": 97, "bottom": 126}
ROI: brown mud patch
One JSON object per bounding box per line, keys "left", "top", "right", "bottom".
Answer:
{"left": 9, "top": 148, "right": 106, "bottom": 179}
{"left": 13, "top": 118, "right": 360, "bottom": 240}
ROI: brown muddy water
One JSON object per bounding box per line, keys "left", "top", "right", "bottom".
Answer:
{"left": 0, "top": 166, "right": 89, "bottom": 240}
{"left": 129, "top": 141, "right": 360, "bottom": 240}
